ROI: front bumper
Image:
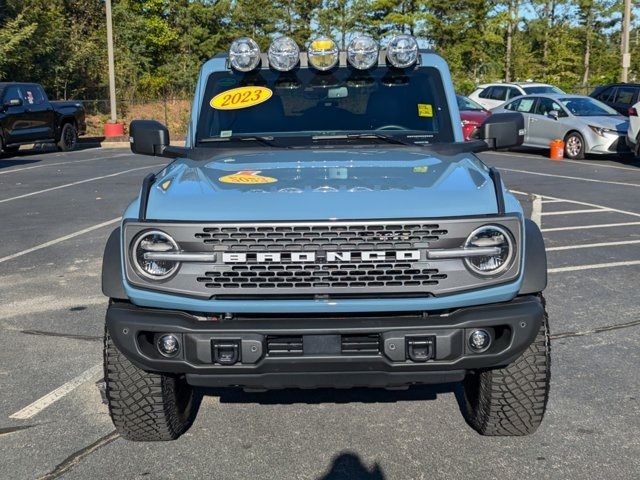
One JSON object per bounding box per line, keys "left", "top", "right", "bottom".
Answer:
{"left": 587, "top": 132, "right": 630, "bottom": 154}
{"left": 106, "top": 295, "right": 544, "bottom": 389}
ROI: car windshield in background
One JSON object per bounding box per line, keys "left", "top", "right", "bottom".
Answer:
{"left": 522, "top": 85, "right": 564, "bottom": 94}
{"left": 196, "top": 67, "right": 454, "bottom": 146}
{"left": 457, "top": 95, "right": 485, "bottom": 111}
{"left": 560, "top": 97, "right": 619, "bottom": 116}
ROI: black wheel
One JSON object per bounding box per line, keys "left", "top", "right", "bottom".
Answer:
{"left": 460, "top": 296, "right": 550, "bottom": 436}
{"left": 564, "top": 132, "right": 585, "bottom": 159}
{"left": 57, "top": 123, "right": 78, "bottom": 151}
{"left": 104, "top": 327, "right": 199, "bottom": 441}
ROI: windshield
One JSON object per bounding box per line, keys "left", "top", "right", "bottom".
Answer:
{"left": 196, "top": 67, "right": 454, "bottom": 146}
{"left": 522, "top": 85, "right": 564, "bottom": 95}
{"left": 456, "top": 95, "right": 485, "bottom": 111}
{"left": 560, "top": 97, "right": 619, "bottom": 116}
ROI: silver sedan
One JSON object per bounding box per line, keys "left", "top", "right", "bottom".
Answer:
{"left": 492, "top": 94, "right": 629, "bottom": 159}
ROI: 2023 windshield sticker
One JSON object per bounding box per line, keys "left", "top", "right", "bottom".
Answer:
{"left": 210, "top": 86, "right": 273, "bottom": 110}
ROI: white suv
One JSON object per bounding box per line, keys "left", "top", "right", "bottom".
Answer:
{"left": 627, "top": 101, "right": 640, "bottom": 155}
{"left": 469, "top": 82, "right": 564, "bottom": 110}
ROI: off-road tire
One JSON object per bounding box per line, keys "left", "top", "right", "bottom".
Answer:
{"left": 460, "top": 296, "right": 550, "bottom": 436}
{"left": 104, "top": 328, "right": 198, "bottom": 441}
{"left": 57, "top": 122, "right": 78, "bottom": 151}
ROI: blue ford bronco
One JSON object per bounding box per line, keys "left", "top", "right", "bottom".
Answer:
{"left": 101, "top": 35, "right": 550, "bottom": 441}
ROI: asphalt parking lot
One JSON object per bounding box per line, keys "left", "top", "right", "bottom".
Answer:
{"left": 0, "top": 146, "right": 639, "bottom": 480}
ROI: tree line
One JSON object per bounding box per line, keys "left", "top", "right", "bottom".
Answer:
{"left": 0, "top": 0, "right": 638, "bottom": 101}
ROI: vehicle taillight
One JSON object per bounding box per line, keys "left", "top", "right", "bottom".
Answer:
{"left": 628, "top": 107, "right": 638, "bottom": 117}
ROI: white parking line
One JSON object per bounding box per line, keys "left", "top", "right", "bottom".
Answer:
{"left": 547, "top": 240, "right": 640, "bottom": 251}
{"left": 501, "top": 167, "right": 640, "bottom": 188}
{"left": 541, "top": 199, "right": 565, "bottom": 203}
{"left": 542, "top": 208, "right": 610, "bottom": 216}
{"left": 9, "top": 364, "right": 102, "bottom": 420}
{"left": 549, "top": 260, "right": 640, "bottom": 273}
{"left": 542, "top": 221, "right": 640, "bottom": 232}
{"left": 0, "top": 164, "right": 163, "bottom": 204}
{"left": 491, "top": 151, "right": 640, "bottom": 172}
{"left": 0, "top": 153, "right": 131, "bottom": 175}
{"left": 0, "top": 217, "right": 121, "bottom": 264}
{"left": 531, "top": 195, "right": 542, "bottom": 227}
{"left": 510, "top": 190, "right": 640, "bottom": 219}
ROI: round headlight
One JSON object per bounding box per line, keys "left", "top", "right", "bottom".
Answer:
{"left": 229, "top": 37, "right": 261, "bottom": 72}
{"left": 464, "top": 225, "right": 514, "bottom": 276}
{"left": 308, "top": 37, "right": 339, "bottom": 71}
{"left": 386, "top": 34, "right": 418, "bottom": 68}
{"left": 347, "top": 35, "right": 379, "bottom": 70}
{"left": 268, "top": 36, "right": 300, "bottom": 71}
{"left": 132, "top": 230, "right": 179, "bottom": 280}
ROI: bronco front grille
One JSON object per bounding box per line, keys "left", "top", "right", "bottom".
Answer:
{"left": 123, "top": 217, "right": 523, "bottom": 299}
{"left": 194, "top": 223, "right": 448, "bottom": 251}
{"left": 197, "top": 263, "right": 447, "bottom": 290}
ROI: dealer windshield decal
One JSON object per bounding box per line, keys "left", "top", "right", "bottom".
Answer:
{"left": 219, "top": 170, "right": 277, "bottom": 184}
{"left": 210, "top": 86, "right": 273, "bottom": 110}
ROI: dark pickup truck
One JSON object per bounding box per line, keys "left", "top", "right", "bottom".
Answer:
{"left": 0, "top": 82, "right": 86, "bottom": 155}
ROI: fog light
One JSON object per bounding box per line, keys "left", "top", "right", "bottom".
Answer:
{"left": 157, "top": 334, "right": 180, "bottom": 357}
{"left": 468, "top": 329, "right": 491, "bottom": 353}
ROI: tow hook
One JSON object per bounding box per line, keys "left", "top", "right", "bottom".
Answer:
{"left": 212, "top": 340, "right": 241, "bottom": 365}
{"left": 406, "top": 336, "right": 435, "bottom": 362}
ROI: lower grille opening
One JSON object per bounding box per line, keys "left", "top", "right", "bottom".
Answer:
{"left": 341, "top": 334, "right": 381, "bottom": 355}
{"left": 266, "top": 335, "right": 303, "bottom": 356}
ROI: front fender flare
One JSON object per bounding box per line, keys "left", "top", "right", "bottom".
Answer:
{"left": 519, "top": 219, "right": 547, "bottom": 295}
{"left": 102, "top": 227, "right": 127, "bottom": 300}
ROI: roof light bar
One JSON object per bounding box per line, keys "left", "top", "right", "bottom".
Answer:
{"left": 386, "top": 35, "right": 418, "bottom": 68}
{"left": 308, "top": 37, "right": 339, "bottom": 71}
{"left": 268, "top": 36, "right": 300, "bottom": 72}
{"left": 229, "top": 37, "right": 261, "bottom": 72}
{"left": 347, "top": 35, "right": 379, "bottom": 70}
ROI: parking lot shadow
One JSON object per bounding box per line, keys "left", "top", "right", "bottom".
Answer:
{"left": 0, "top": 157, "right": 42, "bottom": 169}
{"left": 316, "top": 452, "right": 386, "bottom": 480}
{"left": 201, "top": 383, "right": 457, "bottom": 405}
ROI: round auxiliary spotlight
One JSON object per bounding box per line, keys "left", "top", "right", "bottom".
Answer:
{"left": 229, "top": 37, "right": 261, "bottom": 72}
{"left": 308, "top": 37, "right": 339, "bottom": 71}
{"left": 157, "top": 334, "right": 180, "bottom": 358}
{"left": 468, "top": 329, "right": 491, "bottom": 353}
{"left": 268, "top": 36, "right": 300, "bottom": 72}
{"left": 347, "top": 35, "right": 379, "bottom": 70}
{"left": 386, "top": 34, "right": 419, "bottom": 68}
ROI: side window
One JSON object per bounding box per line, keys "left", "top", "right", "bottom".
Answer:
{"left": 506, "top": 87, "right": 521, "bottom": 100}
{"left": 489, "top": 86, "right": 507, "bottom": 101}
{"left": 613, "top": 86, "right": 637, "bottom": 105}
{"left": 22, "top": 86, "right": 45, "bottom": 105}
{"left": 515, "top": 97, "right": 536, "bottom": 113}
{"left": 597, "top": 87, "right": 615, "bottom": 103}
{"left": 479, "top": 87, "right": 493, "bottom": 99}
{"left": 3, "top": 86, "right": 23, "bottom": 104}
{"left": 535, "top": 98, "right": 567, "bottom": 117}
{"left": 504, "top": 99, "right": 520, "bottom": 111}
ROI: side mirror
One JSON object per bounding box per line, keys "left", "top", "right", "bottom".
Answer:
{"left": 3, "top": 98, "right": 23, "bottom": 108}
{"left": 548, "top": 110, "right": 559, "bottom": 120}
{"left": 129, "top": 120, "right": 170, "bottom": 156}
{"left": 477, "top": 112, "right": 525, "bottom": 150}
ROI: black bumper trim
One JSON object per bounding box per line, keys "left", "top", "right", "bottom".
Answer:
{"left": 106, "top": 296, "right": 543, "bottom": 389}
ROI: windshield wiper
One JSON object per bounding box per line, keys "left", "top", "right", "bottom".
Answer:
{"left": 312, "top": 133, "right": 417, "bottom": 147}
{"left": 200, "top": 135, "right": 284, "bottom": 148}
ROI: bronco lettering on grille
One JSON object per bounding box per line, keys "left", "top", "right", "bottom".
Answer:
{"left": 221, "top": 250, "right": 421, "bottom": 263}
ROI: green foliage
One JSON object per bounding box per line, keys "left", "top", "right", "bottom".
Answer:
{"left": 0, "top": 0, "right": 637, "bottom": 100}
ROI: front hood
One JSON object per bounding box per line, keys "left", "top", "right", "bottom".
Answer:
{"left": 144, "top": 148, "right": 500, "bottom": 221}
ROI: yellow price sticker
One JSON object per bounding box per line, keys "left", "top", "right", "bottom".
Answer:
{"left": 210, "top": 86, "right": 273, "bottom": 110}
{"left": 417, "top": 103, "right": 433, "bottom": 117}
{"left": 219, "top": 170, "right": 277, "bottom": 184}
